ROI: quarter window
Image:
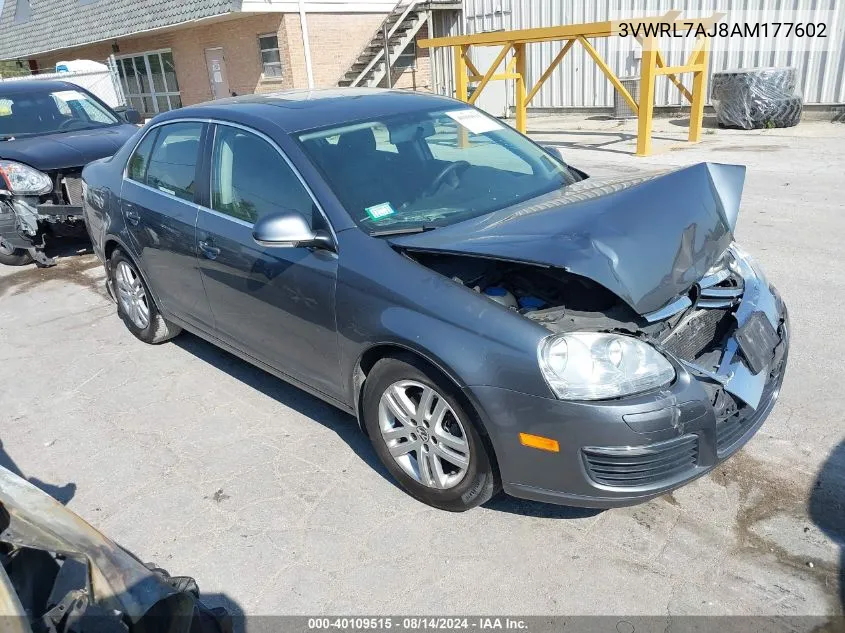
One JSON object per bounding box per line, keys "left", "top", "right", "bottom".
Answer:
{"left": 211, "top": 125, "right": 314, "bottom": 225}
{"left": 143, "top": 122, "right": 203, "bottom": 201}
{"left": 258, "top": 34, "right": 283, "bottom": 78}
{"left": 126, "top": 128, "right": 159, "bottom": 183}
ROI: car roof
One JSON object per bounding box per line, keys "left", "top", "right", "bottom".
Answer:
{"left": 0, "top": 79, "right": 83, "bottom": 96}
{"left": 158, "top": 88, "right": 463, "bottom": 134}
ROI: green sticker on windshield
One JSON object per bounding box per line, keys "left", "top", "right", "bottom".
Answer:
{"left": 365, "top": 202, "right": 395, "bottom": 221}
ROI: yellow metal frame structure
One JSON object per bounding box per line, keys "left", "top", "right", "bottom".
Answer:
{"left": 419, "top": 12, "right": 724, "bottom": 156}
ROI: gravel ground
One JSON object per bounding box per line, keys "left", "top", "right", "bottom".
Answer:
{"left": 0, "top": 115, "right": 843, "bottom": 618}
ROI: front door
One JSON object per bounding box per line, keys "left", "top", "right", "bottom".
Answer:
{"left": 204, "top": 48, "right": 231, "bottom": 100}
{"left": 121, "top": 121, "right": 215, "bottom": 331}
{"left": 195, "top": 123, "right": 342, "bottom": 399}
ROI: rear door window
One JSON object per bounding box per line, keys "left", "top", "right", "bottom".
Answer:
{"left": 144, "top": 122, "right": 203, "bottom": 202}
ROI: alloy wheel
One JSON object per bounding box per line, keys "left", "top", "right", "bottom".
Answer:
{"left": 0, "top": 237, "right": 15, "bottom": 256}
{"left": 114, "top": 260, "right": 150, "bottom": 330}
{"left": 378, "top": 380, "right": 471, "bottom": 490}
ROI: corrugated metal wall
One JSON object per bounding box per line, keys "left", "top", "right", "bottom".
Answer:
{"left": 457, "top": 0, "right": 845, "bottom": 108}
{"left": 430, "top": 9, "right": 464, "bottom": 98}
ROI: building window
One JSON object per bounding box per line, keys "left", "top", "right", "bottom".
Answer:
{"left": 115, "top": 50, "right": 182, "bottom": 116}
{"left": 258, "top": 34, "right": 283, "bottom": 78}
{"left": 395, "top": 40, "right": 417, "bottom": 71}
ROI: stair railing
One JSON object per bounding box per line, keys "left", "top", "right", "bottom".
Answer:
{"left": 348, "top": 0, "right": 422, "bottom": 88}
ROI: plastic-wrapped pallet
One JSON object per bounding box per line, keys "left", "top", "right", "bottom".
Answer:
{"left": 711, "top": 67, "right": 803, "bottom": 130}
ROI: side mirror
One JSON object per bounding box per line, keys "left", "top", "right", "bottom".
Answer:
{"left": 123, "top": 108, "right": 142, "bottom": 125}
{"left": 541, "top": 144, "right": 565, "bottom": 161}
{"left": 252, "top": 211, "right": 333, "bottom": 250}
{"left": 540, "top": 144, "right": 589, "bottom": 181}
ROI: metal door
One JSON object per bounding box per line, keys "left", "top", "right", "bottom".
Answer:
{"left": 204, "top": 48, "right": 231, "bottom": 100}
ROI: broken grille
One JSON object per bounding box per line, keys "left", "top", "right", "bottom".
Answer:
{"left": 62, "top": 176, "right": 84, "bottom": 205}
{"left": 662, "top": 308, "right": 735, "bottom": 362}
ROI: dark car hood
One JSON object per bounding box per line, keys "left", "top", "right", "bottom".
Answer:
{"left": 392, "top": 162, "right": 746, "bottom": 316}
{"left": 0, "top": 124, "right": 138, "bottom": 171}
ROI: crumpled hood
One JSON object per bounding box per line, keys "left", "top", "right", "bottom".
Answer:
{"left": 392, "top": 162, "right": 746, "bottom": 316}
{"left": 0, "top": 124, "right": 138, "bottom": 171}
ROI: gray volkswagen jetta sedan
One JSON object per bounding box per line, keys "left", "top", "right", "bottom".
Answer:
{"left": 82, "top": 89, "right": 789, "bottom": 511}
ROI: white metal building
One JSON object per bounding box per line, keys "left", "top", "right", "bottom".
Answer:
{"left": 430, "top": 0, "right": 845, "bottom": 116}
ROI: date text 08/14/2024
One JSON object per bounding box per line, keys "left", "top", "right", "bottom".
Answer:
{"left": 307, "top": 618, "right": 529, "bottom": 630}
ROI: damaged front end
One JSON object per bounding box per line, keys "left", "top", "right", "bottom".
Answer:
{"left": 403, "top": 240, "right": 788, "bottom": 503}
{"left": 0, "top": 167, "right": 88, "bottom": 266}
{"left": 398, "top": 162, "right": 788, "bottom": 494}
{"left": 0, "top": 466, "right": 230, "bottom": 633}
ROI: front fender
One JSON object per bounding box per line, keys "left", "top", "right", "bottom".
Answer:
{"left": 335, "top": 230, "right": 552, "bottom": 409}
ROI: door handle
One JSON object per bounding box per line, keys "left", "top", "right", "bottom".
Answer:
{"left": 125, "top": 208, "right": 140, "bottom": 226}
{"left": 198, "top": 239, "right": 221, "bottom": 260}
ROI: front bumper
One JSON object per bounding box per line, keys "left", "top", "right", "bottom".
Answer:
{"left": 0, "top": 197, "right": 84, "bottom": 248}
{"left": 467, "top": 254, "right": 789, "bottom": 508}
{"left": 0, "top": 172, "right": 86, "bottom": 249}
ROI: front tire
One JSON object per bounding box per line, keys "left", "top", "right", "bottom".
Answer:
{"left": 362, "top": 356, "right": 499, "bottom": 511}
{"left": 109, "top": 248, "right": 181, "bottom": 344}
{"left": 0, "top": 238, "right": 33, "bottom": 266}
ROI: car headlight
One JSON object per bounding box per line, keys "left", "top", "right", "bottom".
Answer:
{"left": 538, "top": 332, "right": 675, "bottom": 400}
{"left": 0, "top": 160, "right": 53, "bottom": 196}
{"left": 728, "top": 242, "right": 767, "bottom": 285}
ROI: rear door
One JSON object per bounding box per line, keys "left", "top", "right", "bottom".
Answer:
{"left": 120, "top": 121, "right": 215, "bottom": 331}
{"left": 195, "top": 123, "right": 341, "bottom": 399}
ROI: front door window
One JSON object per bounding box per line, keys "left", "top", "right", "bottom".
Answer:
{"left": 211, "top": 125, "right": 315, "bottom": 224}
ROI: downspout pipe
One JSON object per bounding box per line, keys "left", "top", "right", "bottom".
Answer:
{"left": 298, "top": 0, "right": 315, "bottom": 89}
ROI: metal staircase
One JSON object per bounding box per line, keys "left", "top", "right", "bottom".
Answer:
{"left": 338, "top": 1, "right": 428, "bottom": 88}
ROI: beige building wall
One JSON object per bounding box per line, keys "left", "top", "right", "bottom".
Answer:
{"left": 286, "top": 12, "right": 387, "bottom": 89}
{"left": 34, "top": 11, "right": 434, "bottom": 112}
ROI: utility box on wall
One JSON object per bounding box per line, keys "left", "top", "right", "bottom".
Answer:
{"left": 613, "top": 76, "right": 640, "bottom": 119}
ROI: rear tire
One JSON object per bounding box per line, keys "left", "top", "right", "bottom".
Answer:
{"left": 0, "top": 238, "right": 33, "bottom": 266}
{"left": 362, "top": 355, "right": 499, "bottom": 511}
{"left": 109, "top": 248, "right": 181, "bottom": 344}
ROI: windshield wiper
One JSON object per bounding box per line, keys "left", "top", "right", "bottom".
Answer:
{"left": 0, "top": 135, "right": 16, "bottom": 141}
{"left": 370, "top": 225, "right": 438, "bottom": 237}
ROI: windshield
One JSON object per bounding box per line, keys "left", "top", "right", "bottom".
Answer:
{"left": 296, "top": 107, "right": 578, "bottom": 235}
{"left": 0, "top": 87, "right": 120, "bottom": 139}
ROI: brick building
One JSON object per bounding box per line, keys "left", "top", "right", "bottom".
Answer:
{"left": 0, "top": 0, "right": 461, "bottom": 117}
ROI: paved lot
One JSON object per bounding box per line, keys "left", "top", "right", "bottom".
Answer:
{"left": 1, "top": 116, "right": 843, "bottom": 617}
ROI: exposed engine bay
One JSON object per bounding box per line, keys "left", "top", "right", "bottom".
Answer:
{"left": 408, "top": 248, "right": 648, "bottom": 321}
{"left": 404, "top": 251, "right": 737, "bottom": 348}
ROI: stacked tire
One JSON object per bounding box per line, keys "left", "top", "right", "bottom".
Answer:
{"left": 711, "top": 67, "right": 803, "bottom": 130}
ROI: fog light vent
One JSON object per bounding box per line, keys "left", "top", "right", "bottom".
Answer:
{"left": 582, "top": 434, "right": 699, "bottom": 488}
